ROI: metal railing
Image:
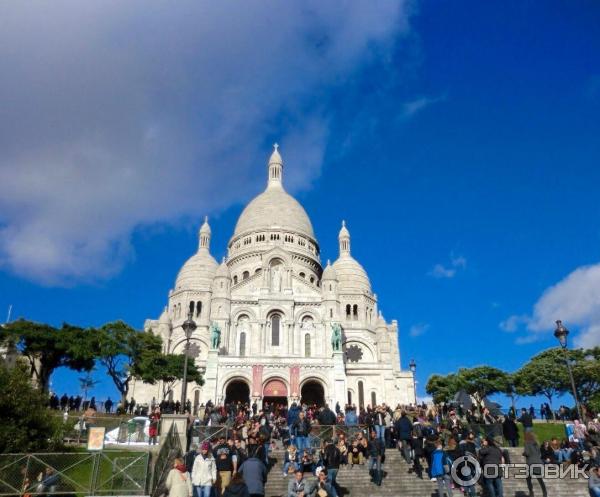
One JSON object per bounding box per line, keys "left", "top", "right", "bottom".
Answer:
{"left": 151, "top": 424, "right": 182, "bottom": 497}
{"left": 58, "top": 414, "right": 158, "bottom": 446}
{"left": 0, "top": 451, "right": 149, "bottom": 496}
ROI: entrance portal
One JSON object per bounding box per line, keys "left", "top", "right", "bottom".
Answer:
{"left": 301, "top": 380, "right": 325, "bottom": 407}
{"left": 225, "top": 380, "right": 250, "bottom": 405}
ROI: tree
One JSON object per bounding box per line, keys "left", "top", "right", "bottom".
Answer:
{"left": 426, "top": 373, "right": 459, "bottom": 404}
{"left": 141, "top": 354, "right": 205, "bottom": 400}
{"left": 0, "top": 362, "right": 64, "bottom": 453}
{"left": 95, "top": 321, "right": 163, "bottom": 403}
{"left": 571, "top": 347, "right": 600, "bottom": 405}
{"left": 455, "top": 366, "right": 510, "bottom": 413}
{"left": 79, "top": 370, "right": 99, "bottom": 403}
{"left": 501, "top": 373, "right": 520, "bottom": 413}
{"left": 0, "top": 319, "right": 95, "bottom": 392}
{"left": 514, "top": 348, "right": 569, "bottom": 415}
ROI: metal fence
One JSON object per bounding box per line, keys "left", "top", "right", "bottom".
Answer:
{"left": 58, "top": 414, "right": 156, "bottom": 446}
{"left": 151, "top": 424, "right": 182, "bottom": 497}
{"left": 0, "top": 451, "right": 149, "bottom": 496}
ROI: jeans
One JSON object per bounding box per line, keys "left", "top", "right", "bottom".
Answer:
{"left": 483, "top": 477, "right": 503, "bottom": 497}
{"left": 368, "top": 456, "right": 382, "bottom": 486}
{"left": 590, "top": 487, "right": 600, "bottom": 497}
{"left": 526, "top": 476, "right": 547, "bottom": 497}
{"left": 374, "top": 425, "right": 385, "bottom": 442}
{"left": 194, "top": 485, "right": 212, "bottom": 497}
{"left": 400, "top": 439, "right": 412, "bottom": 463}
{"left": 507, "top": 439, "right": 517, "bottom": 447}
{"left": 295, "top": 436, "right": 308, "bottom": 451}
{"left": 327, "top": 468, "right": 339, "bottom": 497}
{"left": 263, "top": 443, "right": 270, "bottom": 465}
{"left": 436, "top": 475, "right": 453, "bottom": 497}
{"left": 282, "top": 462, "right": 298, "bottom": 475}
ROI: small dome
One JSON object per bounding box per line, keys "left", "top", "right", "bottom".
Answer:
{"left": 338, "top": 220, "right": 350, "bottom": 239}
{"left": 322, "top": 259, "right": 338, "bottom": 281}
{"left": 269, "top": 143, "right": 283, "bottom": 165}
{"left": 215, "top": 258, "right": 231, "bottom": 279}
{"left": 332, "top": 254, "right": 371, "bottom": 293}
{"left": 175, "top": 251, "right": 218, "bottom": 291}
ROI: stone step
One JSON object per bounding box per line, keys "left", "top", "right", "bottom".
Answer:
{"left": 262, "top": 448, "right": 590, "bottom": 497}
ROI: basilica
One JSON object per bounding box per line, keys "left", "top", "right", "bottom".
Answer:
{"left": 132, "top": 145, "right": 415, "bottom": 410}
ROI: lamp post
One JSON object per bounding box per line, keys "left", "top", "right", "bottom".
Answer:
{"left": 181, "top": 310, "right": 197, "bottom": 410}
{"left": 554, "top": 320, "right": 583, "bottom": 420}
{"left": 409, "top": 358, "right": 417, "bottom": 405}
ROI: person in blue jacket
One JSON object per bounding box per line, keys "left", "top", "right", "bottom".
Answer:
{"left": 430, "top": 440, "right": 453, "bottom": 497}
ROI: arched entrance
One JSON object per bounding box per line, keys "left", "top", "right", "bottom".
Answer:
{"left": 225, "top": 379, "right": 250, "bottom": 405}
{"left": 301, "top": 380, "right": 325, "bottom": 407}
{"left": 263, "top": 379, "right": 288, "bottom": 408}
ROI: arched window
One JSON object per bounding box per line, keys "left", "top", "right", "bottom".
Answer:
{"left": 304, "top": 333, "right": 311, "bottom": 357}
{"left": 353, "top": 304, "right": 358, "bottom": 320}
{"left": 233, "top": 275, "right": 238, "bottom": 284}
{"left": 329, "top": 308, "right": 333, "bottom": 318}
{"left": 189, "top": 301, "right": 195, "bottom": 316}
{"left": 371, "top": 391, "right": 377, "bottom": 407}
{"left": 299, "top": 272, "right": 306, "bottom": 279}
{"left": 358, "top": 381, "right": 365, "bottom": 410}
{"left": 243, "top": 271, "right": 250, "bottom": 280}
{"left": 347, "top": 390, "right": 352, "bottom": 405}
{"left": 310, "top": 276, "right": 315, "bottom": 284}
{"left": 239, "top": 332, "right": 246, "bottom": 357}
{"left": 196, "top": 301, "right": 202, "bottom": 318}
{"left": 329, "top": 284, "right": 332, "bottom": 291}
{"left": 271, "top": 314, "right": 281, "bottom": 346}
{"left": 346, "top": 304, "right": 351, "bottom": 319}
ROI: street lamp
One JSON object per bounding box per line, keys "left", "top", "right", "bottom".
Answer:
{"left": 409, "top": 359, "right": 417, "bottom": 405}
{"left": 181, "top": 310, "right": 197, "bottom": 410}
{"left": 554, "top": 320, "right": 583, "bottom": 420}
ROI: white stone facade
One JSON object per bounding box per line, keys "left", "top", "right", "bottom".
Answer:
{"left": 132, "top": 145, "right": 415, "bottom": 410}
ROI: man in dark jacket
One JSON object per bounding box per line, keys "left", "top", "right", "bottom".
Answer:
{"left": 502, "top": 416, "right": 519, "bottom": 447}
{"left": 518, "top": 408, "right": 534, "bottom": 433}
{"left": 318, "top": 405, "right": 337, "bottom": 426}
{"left": 292, "top": 412, "right": 312, "bottom": 452}
{"left": 479, "top": 437, "right": 504, "bottom": 497}
{"left": 367, "top": 430, "right": 385, "bottom": 486}
{"left": 213, "top": 435, "right": 237, "bottom": 496}
{"left": 322, "top": 439, "right": 341, "bottom": 497}
{"left": 394, "top": 412, "right": 413, "bottom": 463}
{"left": 238, "top": 455, "right": 267, "bottom": 497}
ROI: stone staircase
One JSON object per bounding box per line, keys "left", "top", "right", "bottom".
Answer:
{"left": 263, "top": 447, "right": 590, "bottom": 497}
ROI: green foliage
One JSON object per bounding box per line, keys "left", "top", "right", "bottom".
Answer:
{"left": 142, "top": 353, "right": 205, "bottom": 400}
{"left": 0, "top": 362, "right": 64, "bottom": 453}
{"left": 513, "top": 348, "right": 569, "bottom": 408}
{"left": 571, "top": 347, "right": 600, "bottom": 405}
{"left": 0, "top": 319, "right": 95, "bottom": 391}
{"left": 426, "top": 373, "right": 459, "bottom": 404}
{"left": 455, "top": 366, "right": 510, "bottom": 410}
{"left": 95, "top": 321, "right": 163, "bottom": 402}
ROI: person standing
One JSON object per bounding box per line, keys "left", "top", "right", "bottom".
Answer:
{"left": 238, "top": 455, "right": 267, "bottom": 497}
{"left": 430, "top": 440, "right": 453, "bottom": 497}
{"left": 523, "top": 432, "right": 548, "bottom": 497}
{"left": 502, "top": 416, "right": 519, "bottom": 447}
{"left": 222, "top": 473, "right": 250, "bottom": 497}
{"left": 518, "top": 408, "right": 533, "bottom": 433}
{"left": 292, "top": 412, "right": 311, "bottom": 452}
{"left": 322, "top": 439, "right": 341, "bottom": 497}
{"left": 589, "top": 467, "right": 600, "bottom": 497}
{"left": 395, "top": 411, "right": 413, "bottom": 463}
{"left": 165, "top": 458, "right": 193, "bottom": 497}
{"left": 213, "top": 436, "right": 237, "bottom": 496}
{"left": 367, "top": 430, "right": 385, "bottom": 486}
{"left": 479, "top": 437, "right": 504, "bottom": 497}
{"left": 192, "top": 443, "right": 217, "bottom": 497}
{"left": 149, "top": 408, "right": 161, "bottom": 446}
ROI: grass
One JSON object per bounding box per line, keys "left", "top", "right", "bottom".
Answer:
{"left": 516, "top": 422, "right": 567, "bottom": 445}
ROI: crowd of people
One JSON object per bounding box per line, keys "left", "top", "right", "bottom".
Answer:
{"left": 158, "top": 400, "right": 600, "bottom": 497}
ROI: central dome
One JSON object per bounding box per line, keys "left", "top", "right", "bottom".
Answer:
{"left": 233, "top": 187, "right": 315, "bottom": 238}
{"left": 232, "top": 144, "right": 315, "bottom": 240}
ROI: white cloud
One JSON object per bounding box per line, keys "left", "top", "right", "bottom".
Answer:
{"left": 0, "top": 1, "right": 412, "bottom": 285}
{"left": 501, "top": 263, "right": 600, "bottom": 347}
{"left": 409, "top": 322, "right": 430, "bottom": 337}
{"left": 401, "top": 95, "right": 445, "bottom": 118}
{"left": 429, "top": 254, "right": 467, "bottom": 279}
{"left": 499, "top": 314, "right": 529, "bottom": 333}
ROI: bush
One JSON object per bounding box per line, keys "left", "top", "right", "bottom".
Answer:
{"left": 0, "top": 362, "right": 64, "bottom": 453}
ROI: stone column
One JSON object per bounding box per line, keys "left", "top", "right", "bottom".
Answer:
{"left": 332, "top": 350, "right": 347, "bottom": 408}
{"left": 200, "top": 349, "right": 219, "bottom": 405}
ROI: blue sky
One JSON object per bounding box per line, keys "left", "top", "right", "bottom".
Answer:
{"left": 1, "top": 1, "right": 599, "bottom": 405}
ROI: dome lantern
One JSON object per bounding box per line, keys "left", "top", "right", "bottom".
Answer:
{"left": 268, "top": 143, "right": 283, "bottom": 188}
{"left": 199, "top": 216, "right": 211, "bottom": 251}
{"left": 338, "top": 220, "right": 351, "bottom": 255}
